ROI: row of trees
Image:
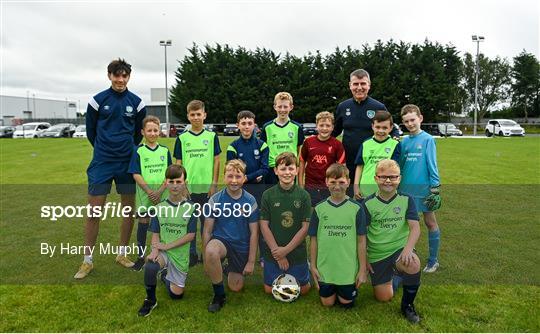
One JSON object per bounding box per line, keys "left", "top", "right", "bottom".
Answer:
{"left": 169, "top": 41, "right": 539, "bottom": 123}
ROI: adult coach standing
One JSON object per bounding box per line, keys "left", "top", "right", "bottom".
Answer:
{"left": 332, "top": 69, "right": 398, "bottom": 184}
{"left": 74, "top": 58, "right": 147, "bottom": 279}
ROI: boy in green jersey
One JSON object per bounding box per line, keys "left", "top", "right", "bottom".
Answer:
{"left": 137, "top": 164, "right": 197, "bottom": 317}
{"left": 129, "top": 116, "right": 172, "bottom": 271}
{"left": 260, "top": 152, "right": 311, "bottom": 295}
{"left": 309, "top": 163, "right": 367, "bottom": 308}
{"left": 360, "top": 159, "right": 422, "bottom": 324}
{"left": 174, "top": 100, "right": 221, "bottom": 266}
{"left": 353, "top": 110, "right": 400, "bottom": 200}
{"left": 260, "top": 92, "right": 305, "bottom": 184}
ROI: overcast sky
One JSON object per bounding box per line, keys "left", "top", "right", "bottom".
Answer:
{"left": 1, "top": 0, "right": 538, "bottom": 111}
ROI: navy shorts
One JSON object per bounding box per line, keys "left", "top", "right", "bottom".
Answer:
{"left": 213, "top": 236, "right": 248, "bottom": 274}
{"left": 306, "top": 187, "right": 330, "bottom": 207}
{"left": 318, "top": 283, "right": 357, "bottom": 301}
{"left": 369, "top": 248, "right": 417, "bottom": 286}
{"left": 87, "top": 160, "right": 135, "bottom": 196}
{"left": 263, "top": 259, "right": 310, "bottom": 286}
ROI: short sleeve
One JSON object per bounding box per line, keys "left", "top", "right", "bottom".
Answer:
{"left": 226, "top": 144, "right": 237, "bottom": 161}
{"left": 128, "top": 149, "right": 141, "bottom": 174}
{"left": 260, "top": 190, "right": 270, "bottom": 221}
{"left": 356, "top": 205, "right": 367, "bottom": 235}
{"left": 308, "top": 210, "right": 319, "bottom": 236}
{"left": 300, "top": 139, "right": 309, "bottom": 162}
{"left": 173, "top": 137, "right": 182, "bottom": 160}
{"left": 149, "top": 217, "right": 160, "bottom": 233}
{"left": 391, "top": 142, "right": 401, "bottom": 162}
{"left": 301, "top": 190, "right": 311, "bottom": 222}
{"left": 406, "top": 196, "right": 420, "bottom": 221}
{"left": 335, "top": 139, "right": 346, "bottom": 164}
{"left": 213, "top": 134, "right": 222, "bottom": 156}
{"left": 187, "top": 214, "right": 197, "bottom": 233}
{"left": 248, "top": 197, "right": 259, "bottom": 223}
{"left": 360, "top": 202, "right": 371, "bottom": 227}
{"left": 297, "top": 125, "right": 305, "bottom": 146}
{"left": 167, "top": 150, "right": 173, "bottom": 166}
{"left": 354, "top": 144, "right": 364, "bottom": 165}
{"left": 207, "top": 195, "right": 217, "bottom": 219}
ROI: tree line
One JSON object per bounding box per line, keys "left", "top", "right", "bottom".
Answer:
{"left": 169, "top": 41, "right": 539, "bottom": 124}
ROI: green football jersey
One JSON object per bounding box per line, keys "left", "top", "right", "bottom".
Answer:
{"left": 362, "top": 193, "right": 418, "bottom": 263}
{"left": 260, "top": 184, "right": 311, "bottom": 265}
{"left": 133, "top": 144, "right": 171, "bottom": 212}
{"left": 176, "top": 130, "right": 219, "bottom": 194}
{"left": 309, "top": 198, "right": 365, "bottom": 285}
{"left": 261, "top": 120, "right": 303, "bottom": 167}
{"left": 150, "top": 200, "right": 197, "bottom": 273}
{"left": 357, "top": 137, "right": 399, "bottom": 196}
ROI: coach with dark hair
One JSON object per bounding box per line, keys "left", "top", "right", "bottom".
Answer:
{"left": 332, "top": 69, "right": 399, "bottom": 184}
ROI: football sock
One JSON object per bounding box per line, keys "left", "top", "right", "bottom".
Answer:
{"left": 119, "top": 246, "right": 126, "bottom": 256}
{"left": 137, "top": 222, "right": 149, "bottom": 257}
{"left": 145, "top": 284, "right": 156, "bottom": 302}
{"left": 428, "top": 229, "right": 441, "bottom": 265}
{"left": 401, "top": 284, "right": 420, "bottom": 311}
{"left": 144, "top": 261, "right": 160, "bottom": 286}
{"left": 212, "top": 281, "right": 225, "bottom": 298}
{"left": 83, "top": 255, "right": 93, "bottom": 264}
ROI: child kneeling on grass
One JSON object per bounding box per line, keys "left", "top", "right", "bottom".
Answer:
{"left": 138, "top": 164, "right": 196, "bottom": 317}
{"left": 360, "top": 159, "right": 422, "bottom": 324}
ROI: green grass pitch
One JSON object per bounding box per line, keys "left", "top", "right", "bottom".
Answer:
{"left": 0, "top": 136, "right": 539, "bottom": 332}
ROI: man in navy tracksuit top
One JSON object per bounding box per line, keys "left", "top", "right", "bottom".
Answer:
{"left": 74, "top": 59, "right": 147, "bottom": 279}
{"left": 332, "top": 69, "right": 398, "bottom": 191}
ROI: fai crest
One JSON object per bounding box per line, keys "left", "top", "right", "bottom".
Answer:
{"left": 293, "top": 200, "right": 301, "bottom": 209}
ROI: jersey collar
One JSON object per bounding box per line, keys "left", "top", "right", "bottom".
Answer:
{"left": 375, "top": 192, "right": 398, "bottom": 204}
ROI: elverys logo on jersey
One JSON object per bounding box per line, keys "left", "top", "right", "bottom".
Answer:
{"left": 367, "top": 110, "right": 375, "bottom": 118}
{"left": 281, "top": 211, "right": 294, "bottom": 228}
{"left": 125, "top": 106, "right": 134, "bottom": 117}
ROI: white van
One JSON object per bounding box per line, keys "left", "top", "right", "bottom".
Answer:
{"left": 13, "top": 122, "right": 51, "bottom": 138}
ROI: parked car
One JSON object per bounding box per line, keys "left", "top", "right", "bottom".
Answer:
{"left": 13, "top": 122, "right": 51, "bottom": 138}
{"left": 0, "top": 126, "right": 16, "bottom": 138}
{"left": 303, "top": 123, "right": 317, "bottom": 136}
{"left": 223, "top": 123, "right": 239, "bottom": 136}
{"left": 39, "top": 123, "right": 76, "bottom": 138}
{"left": 393, "top": 123, "right": 404, "bottom": 137}
{"left": 437, "top": 123, "right": 463, "bottom": 137}
{"left": 485, "top": 119, "right": 525, "bottom": 137}
{"left": 204, "top": 124, "right": 216, "bottom": 132}
{"left": 73, "top": 125, "right": 87, "bottom": 138}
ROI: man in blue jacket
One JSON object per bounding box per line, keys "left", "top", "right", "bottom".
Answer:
{"left": 75, "top": 58, "right": 147, "bottom": 279}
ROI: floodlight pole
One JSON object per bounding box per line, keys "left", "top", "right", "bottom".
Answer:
{"left": 160, "top": 39, "right": 172, "bottom": 136}
{"left": 472, "top": 35, "right": 484, "bottom": 136}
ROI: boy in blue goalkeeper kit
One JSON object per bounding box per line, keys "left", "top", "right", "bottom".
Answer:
{"left": 399, "top": 104, "right": 442, "bottom": 273}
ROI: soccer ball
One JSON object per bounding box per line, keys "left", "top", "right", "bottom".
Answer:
{"left": 271, "top": 274, "right": 300, "bottom": 302}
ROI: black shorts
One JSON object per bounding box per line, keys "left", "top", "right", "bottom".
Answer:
{"left": 319, "top": 283, "right": 357, "bottom": 301}
{"left": 212, "top": 236, "right": 248, "bottom": 274}
{"left": 306, "top": 187, "right": 330, "bottom": 207}
{"left": 369, "top": 248, "right": 417, "bottom": 286}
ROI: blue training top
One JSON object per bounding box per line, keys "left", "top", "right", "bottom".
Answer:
{"left": 207, "top": 188, "right": 259, "bottom": 253}
{"left": 398, "top": 130, "right": 440, "bottom": 198}
{"left": 86, "top": 87, "right": 146, "bottom": 162}
{"left": 226, "top": 135, "right": 269, "bottom": 183}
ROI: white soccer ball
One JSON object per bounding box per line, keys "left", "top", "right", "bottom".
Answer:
{"left": 271, "top": 273, "right": 300, "bottom": 303}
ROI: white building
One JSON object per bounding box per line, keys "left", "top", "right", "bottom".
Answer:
{"left": 0, "top": 95, "right": 78, "bottom": 125}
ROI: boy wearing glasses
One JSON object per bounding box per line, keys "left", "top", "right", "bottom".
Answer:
{"left": 360, "top": 159, "right": 422, "bottom": 324}
{"left": 353, "top": 110, "right": 400, "bottom": 200}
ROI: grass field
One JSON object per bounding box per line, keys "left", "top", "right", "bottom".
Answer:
{"left": 1, "top": 136, "right": 539, "bottom": 332}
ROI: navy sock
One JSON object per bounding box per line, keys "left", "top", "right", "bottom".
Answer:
{"left": 137, "top": 222, "right": 149, "bottom": 257}
{"left": 145, "top": 284, "right": 156, "bottom": 302}
{"left": 212, "top": 281, "right": 225, "bottom": 298}
{"left": 401, "top": 284, "right": 420, "bottom": 311}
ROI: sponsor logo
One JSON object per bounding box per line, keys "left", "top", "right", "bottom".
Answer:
{"left": 281, "top": 211, "right": 294, "bottom": 228}
{"left": 274, "top": 202, "right": 280, "bottom": 207}
{"left": 312, "top": 154, "right": 328, "bottom": 165}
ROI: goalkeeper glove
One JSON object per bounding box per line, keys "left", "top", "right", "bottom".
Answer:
{"left": 423, "top": 186, "right": 441, "bottom": 211}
